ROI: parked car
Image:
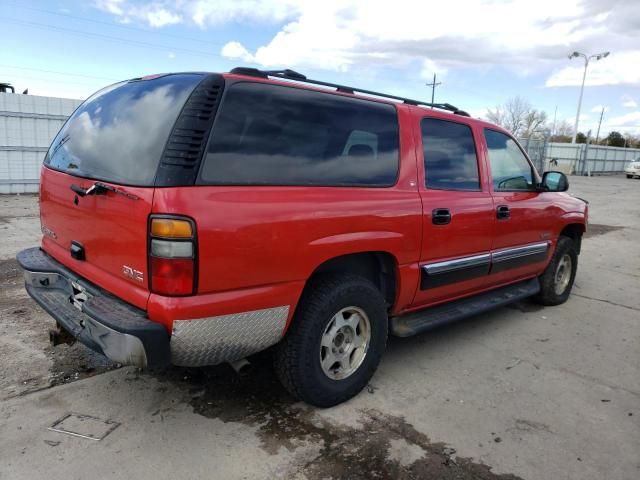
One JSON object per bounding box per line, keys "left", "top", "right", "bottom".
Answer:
{"left": 625, "top": 159, "right": 640, "bottom": 178}
{"left": 18, "top": 68, "right": 588, "bottom": 407}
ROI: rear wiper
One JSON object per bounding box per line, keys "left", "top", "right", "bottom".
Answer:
{"left": 50, "top": 134, "right": 70, "bottom": 157}
{"left": 70, "top": 182, "right": 112, "bottom": 197}
{"left": 70, "top": 182, "right": 138, "bottom": 200}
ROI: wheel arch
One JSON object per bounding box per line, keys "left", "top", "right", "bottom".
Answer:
{"left": 304, "top": 251, "right": 399, "bottom": 310}
{"left": 559, "top": 222, "right": 586, "bottom": 254}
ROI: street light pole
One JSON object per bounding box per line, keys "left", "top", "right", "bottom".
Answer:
{"left": 568, "top": 51, "right": 610, "bottom": 144}
{"left": 595, "top": 107, "right": 605, "bottom": 144}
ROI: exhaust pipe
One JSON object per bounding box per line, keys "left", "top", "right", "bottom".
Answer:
{"left": 49, "top": 323, "right": 76, "bottom": 346}
{"left": 228, "top": 358, "right": 252, "bottom": 376}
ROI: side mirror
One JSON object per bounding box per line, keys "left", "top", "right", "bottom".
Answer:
{"left": 541, "top": 171, "right": 568, "bottom": 192}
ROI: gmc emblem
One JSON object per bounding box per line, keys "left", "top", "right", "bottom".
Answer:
{"left": 122, "top": 265, "right": 144, "bottom": 283}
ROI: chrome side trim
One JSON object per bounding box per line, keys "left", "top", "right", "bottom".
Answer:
{"left": 419, "top": 241, "right": 550, "bottom": 289}
{"left": 492, "top": 242, "right": 550, "bottom": 263}
{"left": 423, "top": 253, "right": 491, "bottom": 275}
{"left": 170, "top": 306, "right": 290, "bottom": 367}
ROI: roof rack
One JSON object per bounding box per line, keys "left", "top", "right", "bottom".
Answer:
{"left": 229, "top": 67, "right": 470, "bottom": 117}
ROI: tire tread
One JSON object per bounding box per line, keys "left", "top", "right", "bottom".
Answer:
{"left": 274, "top": 274, "right": 387, "bottom": 407}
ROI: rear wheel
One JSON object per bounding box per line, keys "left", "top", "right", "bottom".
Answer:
{"left": 275, "top": 275, "right": 388, "bottom": 407}
{"left": 533, "top": 236, "right": 578, "bottom": 306}
{"left": 627, "top": 174, "right": 633, "bottom": 179}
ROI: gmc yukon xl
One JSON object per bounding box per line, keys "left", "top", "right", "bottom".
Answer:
{"left": 18, "top": 68, "right": 588, "bottom": 406}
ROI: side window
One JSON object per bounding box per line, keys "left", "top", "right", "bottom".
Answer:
{"left": 484, "top": 129, "right": 534, "bottom": 191}
{"left": 199, "top": 82, "right": 399, "bottom": 186}
{"left": 421, "top": 118, "right": 480, "bottom": 191}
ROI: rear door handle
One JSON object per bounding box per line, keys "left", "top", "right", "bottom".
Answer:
{"left": 496, "top": 205, "right": 510, "bottom": 220}
{"left": 432, "top": 208, "right": 451, "bottom": 225}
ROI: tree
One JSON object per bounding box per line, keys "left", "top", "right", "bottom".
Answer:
{"left": 486, "top": 96, "right": 547, "bottom": 138}
{"left": 522, "top": 109, "right": 548, "bottom": 138}
{"left": 625, "top": 134, "right": 640, "bottom": 148}
{"left": 551, "top": 120, "right": 574, "bottom": 142}
{"left": 575, "top": 132, "right": 587, "bottom": 144}
{"left": 605, "top": 131, "right": 625, "bottom": 147}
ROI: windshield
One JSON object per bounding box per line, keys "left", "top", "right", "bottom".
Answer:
{"left": 45, "top": 74, "right": 203, "bottom": 186}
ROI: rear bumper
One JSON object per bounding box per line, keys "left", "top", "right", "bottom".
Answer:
{"left": 17, "top": 247, "right": 170, "bottom": 368}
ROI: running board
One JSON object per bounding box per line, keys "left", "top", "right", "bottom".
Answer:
{"left": 391, "top": 278, "right": 540, "bottom": 337}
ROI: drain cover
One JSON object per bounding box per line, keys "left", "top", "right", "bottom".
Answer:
{"left": 48, "top": 413, "right": 120, "bottom": 441}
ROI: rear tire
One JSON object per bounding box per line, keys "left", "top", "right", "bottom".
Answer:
{"left": 275, "top": 274, "right": 388, "bottom": 407}
{"left": 627, "top": 174, "right": 633, "bottom": 179}
{"left": 533, "top": 236, "right": 578, "bottom": 306}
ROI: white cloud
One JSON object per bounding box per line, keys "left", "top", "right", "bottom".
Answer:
{"left": 95, "top": 0, "right": 302, "bottom": 27}
{"left": 621, "top": 95, "right": 637, "bottom": 108}
{"left": 545, "top": 51, "right": 640, "bottom": 87}
{"left": 146, "top": 8, "right": 181, "bottom": 27}
{"left": 420, "top": 59, "right": 447, "bottom": 81}
{"left": 94, "top": 1, "right": 181, "bottom": 28}
{"left": 591, "top": 105, "right": 609, "bottom": 113}
{"left": 94, "top": 0, "right": 640, "bottom": 86}
{"left": 606, "top": 111, "right": 640, "bottom": 128}
{"left": 189, "top": 0, "right": 302, "bottom": 27}
{"left": 94, "top": 0, "right": 125, "bottom": 16}
{"left": 221, "top": 41, "right": 255, "bottom": 62}
{"left": 167, "top": 51, "right": 176, "bottom": 59}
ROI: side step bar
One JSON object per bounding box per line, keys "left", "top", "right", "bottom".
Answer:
{"left": 391, "top": 278, "right": 540, "bottom": 337}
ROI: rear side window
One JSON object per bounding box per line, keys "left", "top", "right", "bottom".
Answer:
{"left": 421, "top": 118, "right": 480, "bottom": 191}
{"left": 199, "top": 82, "right": 399, "bottom": 186}
{"left": 484, "top": 129, "right": 534, "bottom": 191}
{"left": 45, "top": 74, "right": 203, "bottom": 186}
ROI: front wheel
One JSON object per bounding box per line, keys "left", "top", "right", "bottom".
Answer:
{"left": 533, "top": 236, "right": 578, "bottom": 306}
{"left": 275, "top": 275, "right": 388, "bottom": 407}
{"left": 627, "top": 174, "right": 633, "bottom": 179}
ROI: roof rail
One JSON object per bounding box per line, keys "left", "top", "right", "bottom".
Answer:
{"left": 229, "top": 67, "right": 470, "bottom": 117}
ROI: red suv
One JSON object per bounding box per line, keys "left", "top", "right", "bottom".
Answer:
{"left": 18, "top": 68, "right": 587, "bottom": 406}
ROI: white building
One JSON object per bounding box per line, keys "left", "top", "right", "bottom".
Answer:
{"left": 0, "top": 92, "right": 81, "bottom": 193}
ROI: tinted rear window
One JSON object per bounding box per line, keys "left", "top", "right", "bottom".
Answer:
{"left": 45, "top": 74, "right": 203, "bottom": 186}
{"left": 421, "top": 118, "right": 480, "bottom": 191}
{"left": 199, "top": 82, "right": 399, "bottom": 186}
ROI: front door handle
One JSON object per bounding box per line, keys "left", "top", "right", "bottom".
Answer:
{"left": 432, "top": 208, "right": 451, "bottom": 225}
{"left": 496, "top": 205, "right": 510, "bottom": 220}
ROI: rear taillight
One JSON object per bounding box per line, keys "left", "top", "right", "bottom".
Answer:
{"left": 149, "top": 216, "right": 196, "bottom": 296}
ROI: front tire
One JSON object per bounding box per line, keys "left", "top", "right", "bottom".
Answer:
{"left": 534, "top": 236, "right": 578, "bottom": 306}
{"left": 275, "top": 275, "right": 388, "bottom": 407}
{"left": 627, "top": 174, "right": 633, "bottom": 179}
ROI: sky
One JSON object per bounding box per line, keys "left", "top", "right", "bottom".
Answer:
{"left": 1, "top": 0, "right": 639, "bottom": 136}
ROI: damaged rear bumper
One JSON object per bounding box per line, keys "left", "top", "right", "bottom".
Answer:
{"left": 17, "top": 247, "right": 170, "bottom": 368}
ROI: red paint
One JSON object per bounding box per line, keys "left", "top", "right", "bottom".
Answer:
{"left": 39, "top": 167, "right": 153, "bottom": 310}
{"left": 38, "top": 72, "right": 587, "bottom": 336}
